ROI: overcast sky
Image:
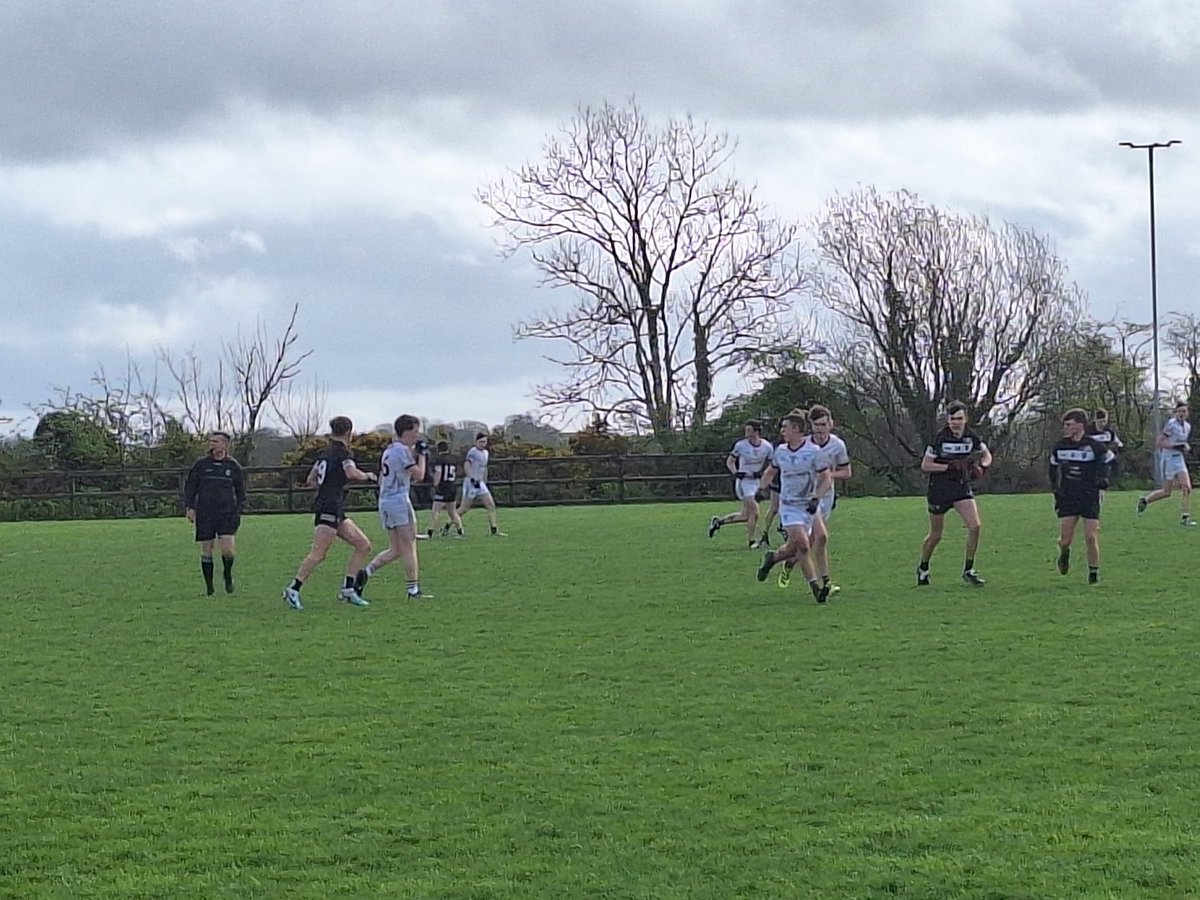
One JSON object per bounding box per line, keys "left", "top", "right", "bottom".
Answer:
{"left": 2, "top": 0, "right": 1198, "bottom": 435}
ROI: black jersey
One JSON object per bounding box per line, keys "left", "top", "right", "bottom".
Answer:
{"left": 313, "top": 441, "right": 353, "bottom": 511}
{"left": 1088, "top": 425, "right": 1121, "bottom": 452}
{"left": 432, "top": 455, "right": 458, "bottom": 485}
{"left": 924, "top": 426, "right": 987, "bottom": 492}
{"left": 1049, "top": 436, "right": 1114, "bottom": 501}
{"left": 184, "top": 454, "right": 245, "bottom": 512}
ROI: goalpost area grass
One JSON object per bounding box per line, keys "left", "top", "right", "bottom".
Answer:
{"left": 3, "top": 491, "right": 1199, "bottom": 898}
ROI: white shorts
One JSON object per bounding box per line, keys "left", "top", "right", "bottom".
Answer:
{"left": 379, "top": 498, "right": 414, "bottom": 530}
{"left": 818, "top": 493, "right": 835, "bottom": 521}
{"left": 736, "top": 478, "right": 761, "bottom": 501}
{"left": 1162, "top": 452, "right": 1188, "bottom": 480}
{"left": 464, "top": 480, "right": 491, "bottom": 501}
{"left": 779, "top": 504, "right": 816, "bottom": 531}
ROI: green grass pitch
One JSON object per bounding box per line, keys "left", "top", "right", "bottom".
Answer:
{"left": 3, "top": 491, "right": 1200, "bottom": 898}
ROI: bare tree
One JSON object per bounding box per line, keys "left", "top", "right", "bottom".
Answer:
{"left": 810, "top": 187, "right": 1085, "bottom": 480}
{"left": 270, "top": 374, "right": 328, "bottom": 440}
{"left": 1164, "top": 311, "right": 1200, "bottom": 400}
{"left": 479, "top": 99, "right": 805, "bottom": 446}
{"left": 33, "top": 353, "right": 173, "bottom": 457}
{"left": 159, "top": 302, "right": 312, "bottom": 454}
{"left": 159, "top": 347, "right": 238, "bottom": 435}
{"left": 226, "top": 302, "right": 312, "bottom": 444}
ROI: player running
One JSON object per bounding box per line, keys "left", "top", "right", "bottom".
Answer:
{"left": 1137, "top": 401, "right": 1197, "bottom": 525}
{"left": 916, "top": 401, "right": 993, "bottom": 587}
{"left": 754, "top": 409, "right": 833, "bottom": 603}
{"left": 754, "top": 418, "right": 788, "bottom": 548}
{"left": 709, "top": 420, "right": 774, "bottom": 549}
{"left": 808, "top": 405, "right": 852, "bottom": 595}
{"left": 282, "top": 416, "right": 377, "bottom": 611}
{"left": 1050, "top": 408, "right": 1115, "bottom": 584}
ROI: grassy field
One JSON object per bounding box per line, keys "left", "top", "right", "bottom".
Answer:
{"left": 2, "top": 491, "right": 1200, "bottom": 898}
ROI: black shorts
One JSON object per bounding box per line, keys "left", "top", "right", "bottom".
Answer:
{"left": 433, "top": 483, "right": 459, "bottom": 504}
{"left": 927, "top": 489, "right": 974, "bottom": 516}
{"left": 1056, "top": 495, "right": 1101, "bottom": 521}
{"left": 196, "top": 509, "right": 239, "bottom": 542}
{"left": 313, "top": 505, "right": 346, "bottom": 529}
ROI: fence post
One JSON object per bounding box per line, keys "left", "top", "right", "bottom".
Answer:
{"left": 69, "top": 473, "right": 78, "bottom": 519}
{"left": 616, "top": 454, "right": 625, "bottom": 504}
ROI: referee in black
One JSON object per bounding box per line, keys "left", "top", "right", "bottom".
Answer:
{"left": 183, "top": 431, "right": 246, "bottom": 595}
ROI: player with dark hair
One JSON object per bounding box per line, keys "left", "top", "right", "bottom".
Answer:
{"left": 426, "top": 440, "right": 464, "bottom": 538}
{"left": 809, "top": 405, "right": 852, "bottom": 595}
{"left": 354, "top": 414, "right": 433, "bottom": 600}
{"left": 183, "top": 431, "right": 246, "bottom": 596}
{"left": 458, "top": 431, "right": 505, "bottom": 536}
{"left": 754, "top": 409, "right": 833, "bottom": 603}
{"left": 1088, "top": 408, "right": 1124, "bottom": 499}
{"left": 754, "top": 418, "right": 787, "bottom": 548}
{"left": 1137, "top": 401, "right": 1197, "bottom": 526}
{"left": 709, "top": 420, "right": 774, "bottom": 548}
{"left": 1050, "top": 408, "right": 1115, "bottom": 584}
{"left": 282, "top": 416, "right": 378, "bottom": 611}
{"left": 916, "top": 401, "right": 993, "bottom": 587}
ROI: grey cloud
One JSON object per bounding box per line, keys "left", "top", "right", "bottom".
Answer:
{"left": 3, "top": 0, "right": 1198, "bottom": 161}
{"left": 0, "top": 204, "right": 553, "bottom": 412}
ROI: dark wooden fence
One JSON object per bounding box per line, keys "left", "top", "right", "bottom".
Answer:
{"left": 0, "top": 454, "right": 818, "bottom": 522}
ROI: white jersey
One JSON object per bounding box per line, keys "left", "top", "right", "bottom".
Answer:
{"left": 465, "top": 445, "right": 490, "bottom": 484}
{"left": 378, "top": 441, "right": 417, "bottom": 503}
{"left": 1162, "top": 418, "right": 1191, "bottom": 457}
{"left": 812, "top": 435, "right": 850, "bottom": 480}
{"left": 812, "top": 434, "right": 850, "bottom": 517}
{"left": 772, "top": 439, "right": 829, "bottom": 507}
{"left": 730, "top": 438, "right": 774, "bottom": 478}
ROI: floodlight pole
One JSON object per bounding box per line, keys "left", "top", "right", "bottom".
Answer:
{"left": 1119, "top": 139, "right": 1180, "bottom": 482}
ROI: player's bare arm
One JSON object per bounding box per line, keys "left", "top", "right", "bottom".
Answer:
{"left": 344, "top": 461, "right": 378, "bottom": 483}
{"left": 811, "top": 468, "right": 834, "bottom": 501}
{"left": 921, "top": 455, "right": 952, "bottom": 474}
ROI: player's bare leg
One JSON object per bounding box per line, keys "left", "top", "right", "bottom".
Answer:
{"left": 1083, "top": 518, "right": 1101, "bottom": 582}
{"left": 1179, "top": 473, "right": 1194, "bottom": 523}
{"left": 756, "top": 492, "right": 780, "bottom": 547}
{"left": 1057, "top": 516, "right": 1078, "bottom": 575}
{"left": 296, "top": 526, "right": 337, "bottom": 583}
{"left": 811, "top": 516, "right": 834, "bottom": 592}
{"left": 338, "top": 519, "right": 371, "bottom": 576}
{"left": 956, "top": 499, "right": 985, "bottom": 586}
{"left": 480, "top": 493, "right": 503, "bottom": 534}
{"left": 917, "top": 513, "right": 945, "bottom": 585}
